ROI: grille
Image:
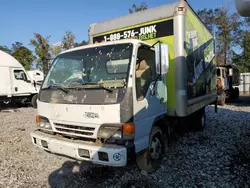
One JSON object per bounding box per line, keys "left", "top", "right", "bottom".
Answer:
{"left": 54, "top": 123, "right": 95, "bottom": 137}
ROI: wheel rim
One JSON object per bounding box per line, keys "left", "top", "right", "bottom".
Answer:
{"left": 3, "top": 101, "right": 10, "bottom": 104}
{"left": 150, "top": 134, "right": 163, "bottom": 160}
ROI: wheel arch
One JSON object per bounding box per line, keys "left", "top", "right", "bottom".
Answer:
{"left": 134, "top": 113, "right": 169, "bottom": 155}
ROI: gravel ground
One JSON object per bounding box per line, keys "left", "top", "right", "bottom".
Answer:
{"left": 1, "top": 97, "right": 250, "bottom": 188}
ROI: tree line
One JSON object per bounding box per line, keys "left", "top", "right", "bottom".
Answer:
{"left": 0, "top": 2, "right": 249, "bottom": 73}
{"left": 0, "top": 31, "right": 87, "bottom": 74}
{"left": 197, "top": 7, "right": 250, "bottom": 72}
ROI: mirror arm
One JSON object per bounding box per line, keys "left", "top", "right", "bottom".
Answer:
{"left": 159, "top": 42, "right": 162, "bottom": 76}
{"left": 151, "top": 74, "right": 161, "bottom": 96}
{"left": 152, "top": 40, "right": 161, "bottom": 47}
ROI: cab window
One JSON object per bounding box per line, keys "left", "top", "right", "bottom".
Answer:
{"left": 135, "top": 46, "right": 156, "bottom": 101}
{"left": 14, "top": 70, "right": 27, "bottom": 81}
{"left": 217, "top": 69, "right": 221, "bottom": 76}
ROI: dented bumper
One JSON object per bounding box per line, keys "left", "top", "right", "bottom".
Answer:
{"left": 30, "top": 130, "right": 128, "bottom": 167}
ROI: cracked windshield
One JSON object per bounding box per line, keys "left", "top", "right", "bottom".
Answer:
{"left": 43, "top": 43, "right": 133, "bottom": 90}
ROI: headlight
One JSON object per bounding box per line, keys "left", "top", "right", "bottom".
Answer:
{"left": 97, "top": 124, "right": 122, "bottom": 140}
{"left": 97, "top": 123, "right": 135, "bottom": 140}
{"left": 36, "top": 115, "right": 52, "bottom": 130}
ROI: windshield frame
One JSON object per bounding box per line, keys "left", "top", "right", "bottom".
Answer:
{"left": 42, "top": 42, "right": 134, "bottom": 90}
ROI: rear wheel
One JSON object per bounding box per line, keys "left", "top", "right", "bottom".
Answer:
{"left": 136, "top": 126, "right": 166, "bottom": 173}
{"left": 231, "top": 88, "right": 239, "bottom": 100}
{"left": 31, "top": 94, "right": 38, "bottom": 108}
{"left": 235, "top": 88, "right": 239, "bottom": 100}
{"left": 218, "top": 91, "right": 226, "bottom": 106}
{"left": 193, "top": 108, "right": 206, "bottom": 131}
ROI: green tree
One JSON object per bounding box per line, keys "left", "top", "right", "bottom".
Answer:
{"left": 62, "top": 30, "right": 76, "bottom": 50}
{"left": 30, "top": 33, "right": 51, "bottom": 74}
{"left": 197, "top": 8, "right": 215, "bottom": 33}
{"left": 75, "top": 40, "right": 88, "bottom": 47}
{"left": 232, "top": 31, "right": 250, "bottom": 72}
{"left": 11, "top": 42, "right": 35, "bottom": 70}
{"left": 129, "top": 2, "right": 147, "bottom": 13}
{"left": 0, "top": 45, "right": 11, "bottom": 54}
{"left": 245, "top": 17, "right": 250, "bottom": 27}
{"left": 213, "top": 8, "right": 242, "bottom": 65}
{"left": 51, "top": 44, "right": 62, "bottom": 58}
{"left": 11, "top": 42, "right": 23, "bottom": 51}
{"left": 197, "top": 7, "right": 243, "bottom": 65}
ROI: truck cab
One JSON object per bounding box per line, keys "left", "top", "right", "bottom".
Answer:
{"left": 217, "top": 65, "right": 240, "bottom": 105}
{"left": 0, "top": 50, "right": 40, "bottom": 108}
{"left": 31, "top": 39, "right": 169, "bottom": 171}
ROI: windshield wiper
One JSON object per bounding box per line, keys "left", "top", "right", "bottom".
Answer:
{"left": 42, "top": 85, "right": 69, "bottom": 94}
{"left": 82, "top": 82, "right": 113, "bottom": 93}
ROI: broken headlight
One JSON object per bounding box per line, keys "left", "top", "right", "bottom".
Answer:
{"left": 97, "top": 124, "right": 122, "bottom": 140}
{"left": 36, "top": 115, "right": 52, "bottom": 130}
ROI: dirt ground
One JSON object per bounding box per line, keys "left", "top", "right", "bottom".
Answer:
{"left": 1, "top": 97, "right": 250, "bottom": 188}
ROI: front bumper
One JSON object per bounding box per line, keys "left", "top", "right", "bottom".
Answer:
{"left": 30, "top": 130, "right": 129, "bottom": 167}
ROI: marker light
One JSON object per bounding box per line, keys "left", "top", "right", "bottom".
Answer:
{"left": 178, "top": 7, "right": 185, "bottom": 12}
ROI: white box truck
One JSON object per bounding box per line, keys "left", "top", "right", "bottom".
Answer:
{"left": 31, "top": 0, "right": 217, "bottom": 172}
{"left": 0, "top": 50, "right": 40, "bottom": 108}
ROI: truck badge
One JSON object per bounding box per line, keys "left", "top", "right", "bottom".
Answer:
{"left": 84, "top": 112, "right": 99, "bottom": 119}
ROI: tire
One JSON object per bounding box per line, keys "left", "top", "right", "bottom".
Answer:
{"left": 233, "top": 88, "right": 239, "bottom": 100}
{"left": 236, "top": 88, "right": 239, "bottom": 99}
{"left": 193, "top": 108, "right": 206, "bottom": 132}
{"left": 218, "top": 91, "right": 226, "bottom": 106}
{"left": 31, "top": 94, "right": 38, "bottom": 108}
{"left": 136, "top": 126, "right": 166, "bottom": 173}
{"left": 3, "top": 100, "right": 10, "bottom": 104}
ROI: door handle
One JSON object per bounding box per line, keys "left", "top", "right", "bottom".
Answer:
{"left": 15, "top": 87, "right": 18, "bottom": 92}
{"left": 160, "top": 97, "right": 164, "bottom": 103}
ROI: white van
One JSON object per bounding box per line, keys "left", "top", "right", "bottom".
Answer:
{"left": 0, "top": 50, "right": 40, "bottom": 108}
{"left": 27, "top": 70, "right": 44, "bottom": 83}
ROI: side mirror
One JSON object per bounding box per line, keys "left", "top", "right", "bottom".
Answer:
{"left": 26, "top": 80, "right": 31, "bottom": 83}
{"left": 229, "top": 68, "right": 233, "bottom": 76}
{"left": 235, "top": 0, "right": 250, "bottom": 17}
{"left": 155, "top": 43, "right": 169, "bottom": 75}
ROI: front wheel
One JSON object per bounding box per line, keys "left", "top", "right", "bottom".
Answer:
{"left": 3, "top": 100, "right": 10, "bottom": 104}
{"left": 136, "top": 126, "right": 166, "bottom": 173}
{"left": 31, "top": 94, "right": 38, "bottom": 108}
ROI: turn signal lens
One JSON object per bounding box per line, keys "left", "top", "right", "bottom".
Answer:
{"left": 123, "top": 123, "right": 135, "bottom": 140}
{"left": 36, "top": 115, "right": 40, "bottom": 125}
{"left": 178, "top": 7, "right": 185, "bottom": 12}
{"left": 123, "top": 123, "right": 135, "bottom": 134}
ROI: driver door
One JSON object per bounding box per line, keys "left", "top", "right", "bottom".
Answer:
{"left": 133, "top": 45, "right": 167, "bottom": 151}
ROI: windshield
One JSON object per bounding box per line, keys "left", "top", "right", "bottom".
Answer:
{"left": 42, "top": 43, "right": 133, "bottom": 89}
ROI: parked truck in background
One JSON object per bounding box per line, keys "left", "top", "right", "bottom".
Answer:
{"left": 217, "top": 65, "right": 240, "bottom": 105}
{"left": 0, "top": 50, "right": 40, "bottom": 108}
{"left": 30, "top": 0, "right": 217, "bottom": 172}
{"left": 27, "top": 70, "right": 44, "bottom": 86}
